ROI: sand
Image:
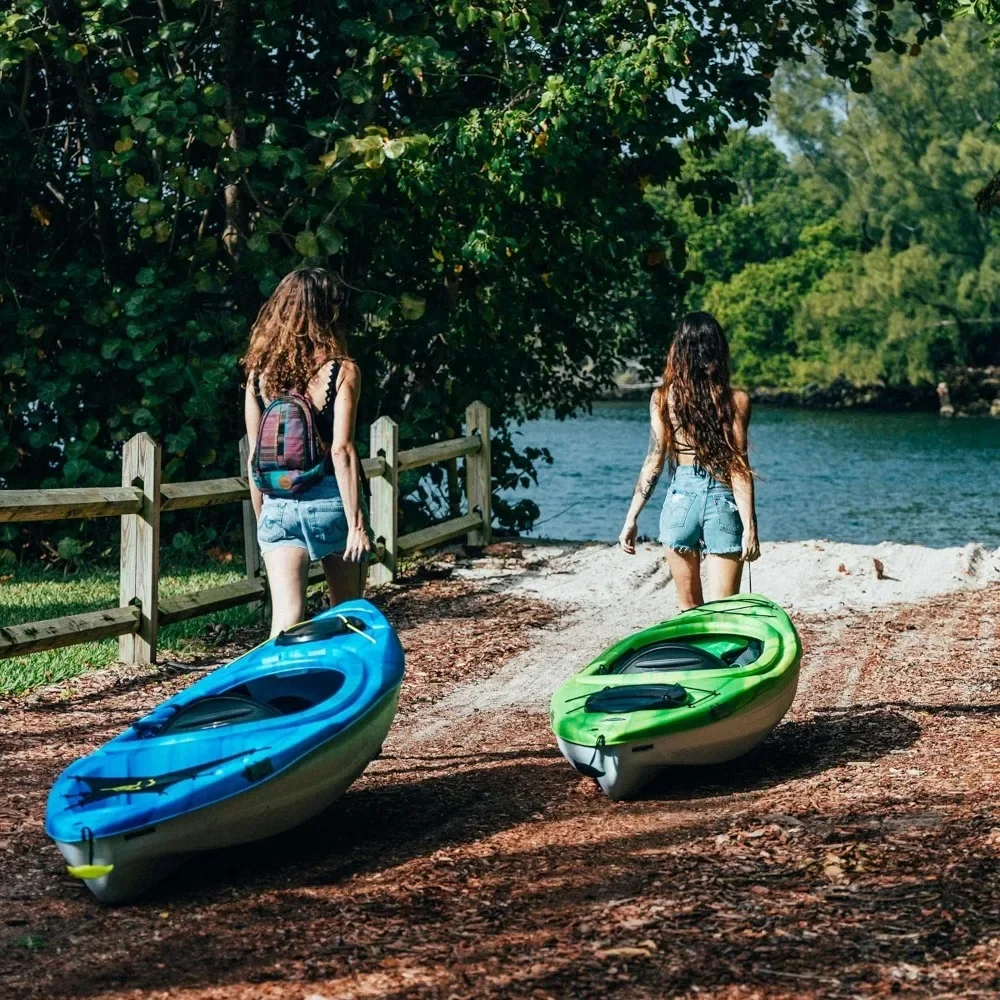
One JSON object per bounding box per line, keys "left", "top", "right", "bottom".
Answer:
{"left": 407, "top": 539, "right": 1000, "bottom": 738}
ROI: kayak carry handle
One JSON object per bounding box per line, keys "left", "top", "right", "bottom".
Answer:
{"left": 67, "top": 864, "right": 114, "bottom": 880}
{"left": 275, "top": 615, "right": 368, "bottom": 646}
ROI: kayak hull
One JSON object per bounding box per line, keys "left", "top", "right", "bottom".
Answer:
{"left": 550, "top": 594, "right": 802, "bottom": 800}
{"left": 46, "top": 599, "right": 404, "bottom": 903}
{"left": 556, "top": 665, "right": 798, "bottom": 800}
{"left": 54, "top": 685, "right": 398, "bottom": 903}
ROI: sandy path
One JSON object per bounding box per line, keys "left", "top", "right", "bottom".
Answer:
{"left": 406, "top": 540, "right": 1000, "bottom": 741}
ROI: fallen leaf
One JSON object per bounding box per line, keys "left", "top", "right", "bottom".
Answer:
{"left": 873, "top": 558, "right": 886, "bottom": 580}
{"left": 595, "top": 946, "right": 653, "bottom": 959}
{"left": 838, "top": 563, "right": 849, "bottom": 575}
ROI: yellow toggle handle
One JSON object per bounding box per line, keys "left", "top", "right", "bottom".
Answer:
{"left": 338, "top": 614, "right": 376, "bottom": 644}
{"left": 67, "top": 863, "right": 114, "bottom": 880}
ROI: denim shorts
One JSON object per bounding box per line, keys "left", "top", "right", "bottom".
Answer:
{"left": 659, "top": 465, "right": 743, "bottom": 555}
{"left": 257, "top": 476, "right": 373, "bottom": 562}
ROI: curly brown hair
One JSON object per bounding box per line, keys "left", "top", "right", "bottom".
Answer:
{"left": 242, "top": 268, "right": 350, "bottom": 397}
{"left": 658, "top": 312, "right": 750, "bottom": 483}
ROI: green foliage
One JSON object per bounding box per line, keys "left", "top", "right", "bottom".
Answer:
{"left": 703, "top": 220, "right": 856, "bottom": 385}
{"left": 654, "top": 132, "right": 838, "bottom": 293}
{"left": 0, "top": 0, "right": 953, "bottom": 527}
{"left": 669, "top": 19, "right": 1000, "bottom": 389}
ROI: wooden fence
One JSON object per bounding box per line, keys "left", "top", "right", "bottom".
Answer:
{"left": 0, "top": 402, "right": 491, "bottom": 665}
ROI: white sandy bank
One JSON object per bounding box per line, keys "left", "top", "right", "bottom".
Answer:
{"left": 407, "top": 539, "right": 1000, "bottom": 739}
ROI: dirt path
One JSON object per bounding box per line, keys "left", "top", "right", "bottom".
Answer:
{"left": 409, "top": 540, "right": 999, "bottom": 740}
{"left": 1, "top": 554, "right": 999, "bottom": 999}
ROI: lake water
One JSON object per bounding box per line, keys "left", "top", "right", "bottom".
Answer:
{"left": 506, "top": 403, "right": 999, "bottom": 547}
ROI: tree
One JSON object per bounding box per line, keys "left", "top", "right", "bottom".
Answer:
{"left": 670, "top": 17, "right": 1000, "bottom": 389}
{"left": 775, "top": 17, "right": 1000, "bottom": 381}
{"left": 0, "top": 0, "right": 952, "bottom": 531}
{"left": 652, "top": 131, "right": 836, "bottom": 293}
{"left": 702, "top": 219, "right": 856, "bottom": 385}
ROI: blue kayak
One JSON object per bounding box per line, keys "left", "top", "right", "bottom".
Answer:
{"left": 45, "top": 598, "right": 405, "bottom": 903}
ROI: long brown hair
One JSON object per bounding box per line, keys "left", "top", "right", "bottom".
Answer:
{"left": 659, "top": 312, "right": 750, "bottom": 482}
{"left": 243, "top": 268, "right": 350, "bottom": 397}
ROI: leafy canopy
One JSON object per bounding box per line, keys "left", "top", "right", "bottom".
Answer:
{"left": 1, "top": 0, "right": 952, "bottom": 529}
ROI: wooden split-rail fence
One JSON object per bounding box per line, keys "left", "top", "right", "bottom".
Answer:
{"left": 0, "top": 402, "right": 491, "bottom": 665}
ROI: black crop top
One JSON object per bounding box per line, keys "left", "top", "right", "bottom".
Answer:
{"left": 253, "top": 362, "right": 340, "bottom": 444}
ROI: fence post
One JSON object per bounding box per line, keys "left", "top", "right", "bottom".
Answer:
{"left": 119, "top": 432, "right": 161, "bottom": 664}
{"left": 239, "top": 436, "right": 262, "bottom": 581}
{"left": 369, "top": 416, "right": 398, "bottom": 585}
{"left": 465, "top": 401, "right": 491, "bottom": 547}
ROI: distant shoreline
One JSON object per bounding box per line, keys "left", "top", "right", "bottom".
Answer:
{"left": 601, "top": 365, "right": 1000, "bottom": 417}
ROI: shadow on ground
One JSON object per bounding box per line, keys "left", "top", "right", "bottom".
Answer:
{"left": 23, "top": 773, "right": 1000, "bottom": 999}
{"left": 639, "top": 707, "right": 921, "bottom": 801}
{"left": 6, "top": 700, "right": 997, "bottom": 999}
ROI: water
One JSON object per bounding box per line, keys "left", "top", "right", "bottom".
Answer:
{"left": 506, "top": 403, "right": 999, "bottom": 547}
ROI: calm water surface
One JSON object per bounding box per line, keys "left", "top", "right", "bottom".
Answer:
{"left": 506, "top": 403, "right": 999, "bottom": 547}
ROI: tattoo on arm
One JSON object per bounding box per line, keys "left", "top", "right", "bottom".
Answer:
{"left": 633, "top": 427, "right": 663, "bottom": 500}
{"left": 635, "top": 468, "right": 661, "bottom": 501}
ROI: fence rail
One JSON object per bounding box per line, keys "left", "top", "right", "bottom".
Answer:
{"left": 0, "top": 403, "right": 491, "bottom": 664}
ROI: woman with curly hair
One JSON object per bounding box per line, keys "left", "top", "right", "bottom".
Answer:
{"left": 619, "top": 311, "right": 760, "bottom": 609}
{"left": 243, "top": 268, "right": 372, "bottom": 636}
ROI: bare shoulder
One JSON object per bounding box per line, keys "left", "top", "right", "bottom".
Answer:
{"left": 733, "top": 389, "right": 752, "bottom": 420}
{"left": 335, "top": 358, "right": 361, "bottom": 398}
{"left": 649, "top": 386, "right": 667, "bottom": 426}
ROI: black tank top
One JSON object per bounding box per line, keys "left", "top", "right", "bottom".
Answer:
{"left": 253, "top": 361, "right": 339, "bottom": 443}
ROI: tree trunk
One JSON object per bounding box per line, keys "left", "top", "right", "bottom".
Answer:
{"left": 219, "top": 0, "right": 251, "bottom": 261}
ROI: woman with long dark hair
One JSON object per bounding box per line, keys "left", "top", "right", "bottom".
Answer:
{"left": 619, "top": 312, "right": 760, "bottom": 609}
{"left": 243, "top": 268, "right": 372, "bottom": 636}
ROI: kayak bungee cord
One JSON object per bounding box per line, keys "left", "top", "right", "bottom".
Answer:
{"left": 561, "top": 684, "right": 719, "bottom": 714}
{"left": 338, "top": 614, "right": 376, "bottom": 644}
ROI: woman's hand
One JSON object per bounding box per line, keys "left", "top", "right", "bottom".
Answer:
{"left": 742, "top": 526, "right": 760, "bottom": 563}
{"left": 343, "top": 525, "right": 371, "bottom": 563}
{"left": 619, "top": 518, "right": 638, "bottom": 555}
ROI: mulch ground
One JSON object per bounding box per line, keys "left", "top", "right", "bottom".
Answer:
{"left": 1, "top": 563, "right": 998, "bottom": 1000}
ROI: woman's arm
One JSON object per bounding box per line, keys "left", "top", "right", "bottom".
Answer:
{"left": 619, "top": 391, "right": 669, "bottom": 555}
{"left": 330, "top": 361, "right": 371, "bottom": 563}
{"left": 730, "top": 390, "right": 760, "bottom": 562}
{"left": 244, "top": 379, "right": 264, "bottom": 520}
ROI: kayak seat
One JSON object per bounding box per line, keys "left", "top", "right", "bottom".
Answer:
{"left": 267, "top": 695, "right": 316, "bottom": 715}
{"left": 614, "top": 638, "right": 764, "bottom": 674}
{"left": 585, "top": 683, "right": 688, "bottom": 714}
{"left": 722, "top": 639, "right": 763, "bottom": 667}
{"left": 234, "top": 668, "right": 346, "bottom": 713}
{"left": 615, "top": 643, "right": 727, "bottom": 674}
{"left": 159, "top": 696, "right": 282, "bottom": 735}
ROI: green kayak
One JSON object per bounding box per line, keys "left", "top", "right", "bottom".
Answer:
{"left": 550, "top": 594, "right": 802, "bottom": 800}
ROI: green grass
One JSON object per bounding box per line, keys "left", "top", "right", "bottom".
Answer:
{"left": 0, "top": 556, "right": 264, "bottom": 697}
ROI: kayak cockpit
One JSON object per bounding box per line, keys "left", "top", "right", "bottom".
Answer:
{"left": 608, "top": 637, "right": 763, "bottom": 675}
{"left": 133, "top": 667, "right": 347, "bottom": 738}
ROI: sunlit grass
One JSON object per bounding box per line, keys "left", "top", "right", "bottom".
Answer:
{"left": 0, "top": 556, "right": 264, "bottom": 697}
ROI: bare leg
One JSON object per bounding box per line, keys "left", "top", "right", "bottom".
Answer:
{"left": 263, "top": 545, "right": 310, "bottom": 637}
{"left": 322, "top": 553, "right": 367, "bottom": 607}
{"left": 664, "top": 547, "right": 703, "bottom": 610}
{"left": 704, "top": 553, "right": 743, "bottom": 602}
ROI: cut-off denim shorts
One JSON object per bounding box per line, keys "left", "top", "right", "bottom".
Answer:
{"left": 659, "top": 465, "right": 743, "bottom": 556}
{"left": 257, "top": 476, "right": 374, "bottom": 562}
